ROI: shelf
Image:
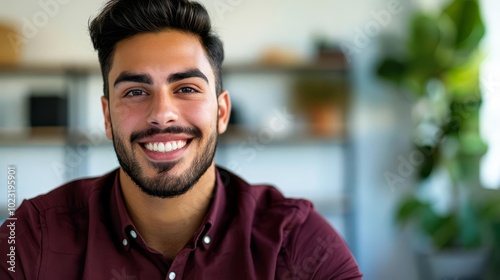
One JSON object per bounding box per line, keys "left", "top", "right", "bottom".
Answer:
{"left": 0, "top": 133, "right": 67, "bottom": 147}
{"left": 223, "top": 62, "right": 348, "bottom": 74}
{"left": 219, "top": 126, "right": 347, "bottom": 146}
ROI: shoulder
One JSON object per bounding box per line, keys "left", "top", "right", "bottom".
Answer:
{"left": 27, "top": 169, "right": 118, "bottom": 213}
{"left": 0, "top": 169, "right": 118, "bottom": 278}
{"left": 278, "top": 210, "right": 363, "bottom": 279}
{"left": 7, "top": 169, "right": 117, "bottom": 249}
{"left": 217, "top": 167, "right": 362, "bottom": 279}
{"left": 9, "top": 169, "right": 118, "bottom": 233}
{"left": 218, "top": 167, "right": 331, "bottom": 244}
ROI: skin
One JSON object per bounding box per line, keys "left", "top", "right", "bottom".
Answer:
{"left": 101, "top": 30, "right": 231, "bottom": 260}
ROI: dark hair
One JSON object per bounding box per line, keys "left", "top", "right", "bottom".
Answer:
{"left": 89, "top": 0, "right": 224, "bottom": 98}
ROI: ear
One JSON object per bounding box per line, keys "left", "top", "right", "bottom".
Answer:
{"left": 101, "top": 96, "right": 113, "bottom": 140}
{"left": 217, "top": 90, "right": 231, "bottom": 134}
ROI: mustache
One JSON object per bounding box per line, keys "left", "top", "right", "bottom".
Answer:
{"left": 130, "top": 126, "right": 202, "bottom": 143}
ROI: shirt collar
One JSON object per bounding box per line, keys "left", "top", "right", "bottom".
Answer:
{"left": 109, "top": 167, "right": 229, "bottom": 252}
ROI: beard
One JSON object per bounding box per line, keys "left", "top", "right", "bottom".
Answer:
{"left": 111, "top": 124, "right": 218, "bottom": 199}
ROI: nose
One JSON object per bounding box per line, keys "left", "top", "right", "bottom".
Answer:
{"left": 147, "top": 91, "right": 179, "bottom": 127}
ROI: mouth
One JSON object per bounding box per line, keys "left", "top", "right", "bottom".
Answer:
{"left": 138, "top": 138, "right": 192, "bottom": 162}
{"left": 143, "top": 140, "right": 188, "bottom": 153}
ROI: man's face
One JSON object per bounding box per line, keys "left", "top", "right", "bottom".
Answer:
{"left": 102, "top": 30, "right": 230, "bottom": 198}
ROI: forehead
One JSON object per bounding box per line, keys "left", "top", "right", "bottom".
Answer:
{"left": 109, "top": 30, "right": 214, "bottom": 84}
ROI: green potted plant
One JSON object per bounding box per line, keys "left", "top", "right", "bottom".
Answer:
{"left": 376, "top": 0, "right": 500, "bottom": 278}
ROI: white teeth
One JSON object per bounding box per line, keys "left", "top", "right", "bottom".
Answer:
{"left": 158, "top": 143, "right": 165, "bottom": 152}
{"left": 179, "top": 141, "right": 186, "bottom": 148}
{"left": 144, "top": 140, "right": 187, "bottom": 153}
{"left": 165, "top": 142, "right": 173, "bottom": 152}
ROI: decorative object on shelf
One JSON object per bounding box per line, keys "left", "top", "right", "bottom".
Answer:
{"left": 314, "top": 37, "right": 348, "bottom": 69}
{"left": 29, "top": 94, "right": 67, "bottom": 136}
{"left": 291, "top": 76, "right": 348, "bottom": 137}
{"left": 258, "top": 46, "right": 305, "bottom": 66}
{"left": 0, "top": 23, "right": 21, "bottom": 66}
{"left": 376, "top": 0, "right": 500, "bottom": 278}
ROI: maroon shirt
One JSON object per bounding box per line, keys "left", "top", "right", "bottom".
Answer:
{"left": 0, "top": 167, "right": 362, "bottom": 279}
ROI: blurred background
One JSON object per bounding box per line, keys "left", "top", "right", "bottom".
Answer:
{"left": 1, "top": 0, "right": 500, "bottom": 279}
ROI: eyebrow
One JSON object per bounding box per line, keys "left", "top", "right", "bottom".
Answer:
{"left": 113, "top": 72, "right": 153, "bottom": 88}
{"left": 167, "top": 69, "right": 209, "bottom": 84}
{"left": 113, "top": 69, "right": 209, "bottom": 88}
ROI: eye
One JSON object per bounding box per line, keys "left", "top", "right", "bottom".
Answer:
{"left": 125, "top": 89, "right": 148, "bottom": 97}
{"left": 176, "top": 87, "right": 199, "bottom": 94}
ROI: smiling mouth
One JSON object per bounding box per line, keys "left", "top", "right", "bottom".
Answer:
{"left": 142, "top": 140, "right": 188, "bottom": 153}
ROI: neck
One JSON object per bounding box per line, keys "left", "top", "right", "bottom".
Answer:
{"left": 119, "top": 165, "right": 216, "bottom": 259}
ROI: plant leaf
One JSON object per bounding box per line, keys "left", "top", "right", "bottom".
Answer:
{"left": 442, "top": 0, "right": 485, "bottom": 57}
{"left": 395, "top": 195, "right": 424, "bottom": 225}
{"left": 376, "top": 58, "right": 407, "bottom": 84}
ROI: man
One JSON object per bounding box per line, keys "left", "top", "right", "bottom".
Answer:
{"left": 0, "top": 0, "right": 362, "bottom": 279}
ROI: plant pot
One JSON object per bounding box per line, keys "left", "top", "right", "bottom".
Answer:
{"left": 415, "top": 247, "right": 490, "bottom": 280}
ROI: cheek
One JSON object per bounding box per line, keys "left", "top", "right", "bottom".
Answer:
{"left": 110, "top": 104, "right": 141, "bottom": 135}
{"left": 180, "top": 102, "right": 217, "bottom": 129}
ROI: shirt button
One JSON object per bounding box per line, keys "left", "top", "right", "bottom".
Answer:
{"left": 203, "top": 235, "right": 211, "bottom": 244}
{"left": 169, "top": 272, "right": 176, "bottom": 280}
{"left": 122, "top": 238, "right": 128, "bottom": 246}
{"left": 130, "top": 230, "right": 137, "bottom": 239}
